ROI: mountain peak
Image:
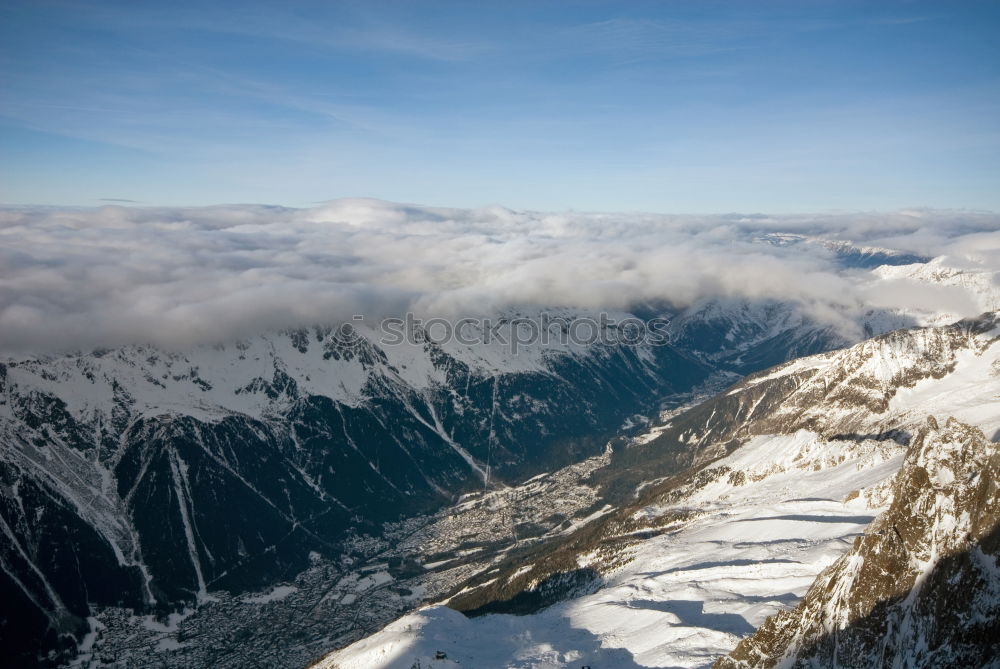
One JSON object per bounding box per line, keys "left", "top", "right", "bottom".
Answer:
{"left": 716, "top": 416, "right": 1000, "bottom": 669}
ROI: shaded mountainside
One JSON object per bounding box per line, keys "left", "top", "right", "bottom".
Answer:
{"left": 607, "top": 312, "right": 999, "bottom": 495}
{"left": 716, "top": 417, "right": 1000, "bottom": 669}
{"left": 429, "top": 314, "right": 1000, "bottom": 619}
{"left": 0, "top": 317, "right": 714, "bottom": 666}
{"left": 409, "top": 314, "right": 1000, "bottom": 619}
{"left": 4, "top": 298, "right": 862, "bottom": 668}
{"left": 317, "top": 312, "right": 1000, "bottom": 669}
{"left": 0, "top": 302, "right": 985, "bottom": 666}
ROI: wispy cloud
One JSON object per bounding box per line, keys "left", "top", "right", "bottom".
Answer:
{"left": 557, "top": 17, "right": 750, "bottom": 63}
{"left": 62, "top": 2, "right": 492, "bottom": 62}
{"left": 553, "top": 16, "right": 845, "bottom": 65}
{"left": 865, "top": 16, "right": 935, "bottom": 26}
{"left": 2, "top": 1, "right": 998, "bottom": 211}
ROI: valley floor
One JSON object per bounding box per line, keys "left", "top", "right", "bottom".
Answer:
{"left": 60, "top": 314, "right": 1000, "bottom": 669}
{"left": 320, "top": 431, "right": 905, "bottom": 669}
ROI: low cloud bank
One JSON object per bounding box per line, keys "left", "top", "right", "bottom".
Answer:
{"left": 1, "top": 199, "right": 997, "bottom": 356}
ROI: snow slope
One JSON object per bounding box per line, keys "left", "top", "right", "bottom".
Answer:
{"left": 863, "top": 257, "right": 1000, "bottom": 331}
{"left": 718, "top": 417, "right": 1000, "bottom": 669}
{"left": 319, "top": 431, "right": 903, "bottom": 669}
{"left": 0, "top": 309, "right": 714, "bottom": 667}
{"left": 319, "top": 313, "right": 1000, "bottom": 669}
{"left": 4, "top": 253, "right": 998, "bottom": 666}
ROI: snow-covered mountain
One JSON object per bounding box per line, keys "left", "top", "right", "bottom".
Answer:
{"left": 5, "top": 298, "right": 856, "bottom": 667}
{"left": 2, "top": 250, "right": 998, "bottom": 667}
{"left": 864, "top": 257, "right": 1000, "bottom": 331}
{"left": 318, "top": 312, "right": 1000, "bottom": 669}
{"left": 0, "top": 294, "right": 877, "bottom": 666}
{"left": 717, "top": 416, "right": 1000, "bottom": 669}
{"left": 0, "top": 312, "right": 713, "bottom": 666}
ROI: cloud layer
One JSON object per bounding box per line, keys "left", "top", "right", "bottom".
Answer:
{"left": 1, "top": 199, "right": 998, "bottom": 357}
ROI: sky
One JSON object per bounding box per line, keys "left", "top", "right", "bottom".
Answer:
{"left": 0, "top": 0, "right": 999, "bottom": 212}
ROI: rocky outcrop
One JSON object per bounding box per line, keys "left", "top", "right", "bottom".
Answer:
{"left": 4, "top": 305, "right": 989, "bottom": 666}
{"left": 0, "top": 320, "right": 712, "bottom": 666}
{"left": 613, "top": 312, "right": 998, "bottom": 487}
{"left": 715, "top": 417, "right": 1000, "bottom": 669}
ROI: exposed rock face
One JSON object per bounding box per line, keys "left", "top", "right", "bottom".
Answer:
{"left": 412, "top": 313, "right": 1000, "bottom": 632}
{"left": 715, "top": 417, "right": 1000, "bottom": 669}
{"left": 1, "top": 315, "right": 719, "bottom": 666}
{"left": 4, "top": 301, "right": 993, "bottom": 666}
{"left": 344, "top": 312, "right": 999, "bottom": 669}
{"left": 609, "top": 313, "right": 999, "bottom": 497}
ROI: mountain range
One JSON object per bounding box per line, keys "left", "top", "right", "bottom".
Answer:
{"left": 1, "top": 250, "right": 998, "bottom": 668}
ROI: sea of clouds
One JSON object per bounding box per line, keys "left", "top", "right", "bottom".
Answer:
{"left": 1, "top": 198, "right": 998, "bottom": 356}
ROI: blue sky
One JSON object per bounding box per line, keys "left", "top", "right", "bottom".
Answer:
{"left": 1, "top": 0, "right": 998, "bottom": 212}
